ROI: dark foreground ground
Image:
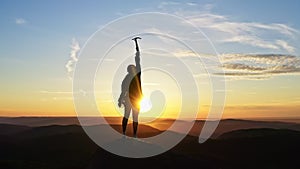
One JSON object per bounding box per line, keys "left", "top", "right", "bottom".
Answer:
{"left": 0, "top": 118, "right": 300, "bottom": 169}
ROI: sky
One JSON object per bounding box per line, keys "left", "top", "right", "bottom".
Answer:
{"left": 0, "top": 0, "right": 300, "bottom": 119}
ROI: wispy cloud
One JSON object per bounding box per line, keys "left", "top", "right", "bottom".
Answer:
{"left": 39, "top": 90, "right": 74, "bottom": 101}
{"left": 185, "top": 15, "right": 298, "bottom": 53}
{"left": 275, "top": 40, "right": 295, "bottom": 53}
{"left": 155, "top": 2, "right": 299, "bottom": 54}
{"left": 15, "top": 18, "right": 27, "bottom": 25}
{"left": 216, "top": 54, "right": 300, "bottom": 79}
{"left": 172, "top": 49, "right": 198, "bottom": 57}
{"left": 40, "top": 90, "right": 73, "bottom": 94}
{"left": 158, "top": 1, "right": 180, "bottom": 9}
{"left": 186, "top": 2, "right": 197, "bottom": 6}
{"left": 52, "top": 97, "right": 73, "bottom": 101}
{"left": 65, "top": 38, "right": 80, "bottom": 80}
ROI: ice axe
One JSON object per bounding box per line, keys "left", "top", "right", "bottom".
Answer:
{"left": 132, "top": 37, "right": 141, "bottom": 52}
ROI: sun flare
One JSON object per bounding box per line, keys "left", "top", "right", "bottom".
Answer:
{"left": 139, "top": 97, "right": 152, "bottom": 113}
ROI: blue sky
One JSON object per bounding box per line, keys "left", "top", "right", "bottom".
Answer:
{"left": 1, "top": 1, "right": 299, "bottom": 60}
{"left": 1, "top": 0, "right": 299, "bottom": 56}
{"left": 0, "top": 0, "right": 300, "bottom": 117}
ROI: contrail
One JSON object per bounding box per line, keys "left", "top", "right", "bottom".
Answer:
{"left": 65, "top": 38, "right": 80, "bottom": 80}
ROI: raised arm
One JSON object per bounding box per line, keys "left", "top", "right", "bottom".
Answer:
{"left": 132, "top": 37, "right": 141, "bottom": 73}
{"left": 135, "top": 51, "right": 141, "bottom": 73}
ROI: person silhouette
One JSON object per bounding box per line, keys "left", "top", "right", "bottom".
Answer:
{"left": 118, "top": 38, "right": 142, "bottom": 138}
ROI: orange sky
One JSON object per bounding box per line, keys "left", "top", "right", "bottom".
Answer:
{"left": 1, "top": 74, "right": 299, "bottom": 119}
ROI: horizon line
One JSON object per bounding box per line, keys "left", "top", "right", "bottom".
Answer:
{"left": 1, "top": 115, "right": 300, "bottom": 120}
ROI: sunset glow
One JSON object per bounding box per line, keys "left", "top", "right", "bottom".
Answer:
{"left": 0, "top": 1, "right": 299, "bottom": 121}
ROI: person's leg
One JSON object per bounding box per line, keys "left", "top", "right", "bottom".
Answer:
{"left": 122, "top": 117, "right": 128, "bottom": 135}
{"left": 132, "top": 108, "right": 139, "bottom": 138}
{"left": 122, "top": 103, "right": 131, "bottom": 136}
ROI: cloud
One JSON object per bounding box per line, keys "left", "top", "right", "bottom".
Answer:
{"left": 221, "top": 35, "right": 279, "bottom": 50}
{"left": 156, "top": 4, "right": 296, "bottom": 54}
{"left": 186, "top": 2, "right": 197, "bottom": 6}
{"left": 276, "top": 40, "right": 295, "bottom": 53}
{"left": 186, "top": 15, "right": 299, "bottom": 53}
{"left": 222, "top": 62, "right": 267, "bottom": 71}
{"left": 52, "top": 97, "right": 73, "bottom": 101}
{"left": 158, "top": 1, "right": 180, "bottom": 9}
{"left": 217, "top": 54, "right": 300, "bottom": 79}
{"left": 15, "top": 18, "right": 27, "bottom": 25}
{"left": 172, "top": 49, "right": 198, "bottom": 57}
{"left": 65, "top": 38, "right": 80, "bottom": 80}
{"left": 40, "top": 90, "right": 73, "bottom": 94}
{"left": 40, "top": 90, "right": 74, "bottom": 101}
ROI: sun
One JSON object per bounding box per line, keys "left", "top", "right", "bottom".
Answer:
{"left": 139, "top": 97, "right": 152, "bottom": 113}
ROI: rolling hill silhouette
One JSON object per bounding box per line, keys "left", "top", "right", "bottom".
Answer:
{"left": 218, "top": 128, "right": 300, "bottom": 139}
{"left": 0, "top": 118, "right": 300, "bottom": 169}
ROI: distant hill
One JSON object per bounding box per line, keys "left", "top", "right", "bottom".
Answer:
{"left": 188, "top": 119, "right": 300, "bottom": 138}
{"left": 1, "top": 119, "right": 300, "bottom": 169}
{"left": 218, "top": 128, "right": 300, "bottom": 139}
{"left": 2, "top": 117, "right": 300, "bottom": 138}
{"left": 0, "top": 123, "right": 31, "bottom": 135}
{"left": 86, "top": 127, "right": 300, "bottom": 169}
{"left": 0, "top": 117, "right": 122, "bottom": 126}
